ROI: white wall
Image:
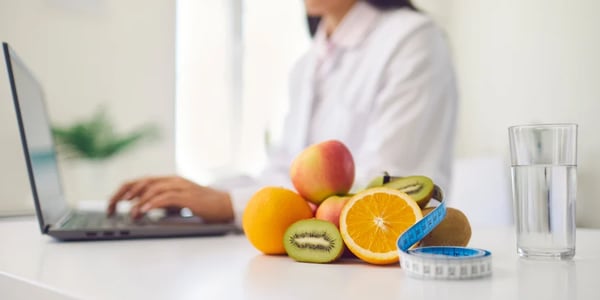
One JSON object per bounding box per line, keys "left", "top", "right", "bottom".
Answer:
{"left": 0, "top": 53, "right": 33, "bottom": 215}
{"left": 239, "top": 0, "right": 310, "bottom": 174}
{"left": 176, "top": 1, "right": 237, "bottom": 183}
{"left": 418, "top": 0, "right": 600, "bottom": 227}
{"left": 176, "top": 0, "right": 310, "bottom": 184}
{"left": 0, "top": 0, "right": 175, "bottom": 209}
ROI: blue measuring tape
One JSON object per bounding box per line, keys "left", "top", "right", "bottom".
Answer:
{"left": 396, "top": 189, "right": 492, "bottom": 280}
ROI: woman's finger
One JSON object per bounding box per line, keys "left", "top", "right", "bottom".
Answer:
{"left": 107, "top": 176, "right": 170, "bottom": 215}
{"left": 133, "top": 181, "right": 181, "bottom": 214}
{"left": 137, "top": 178, "right": 184, "bottom": 204}
{"left": 131, "top": 191, "right": 182, "bottom": 219}
{"left": 107, "top": 180, "right": 139, "bottom": 215}
{"left": 124, "top": 178, "right": 156, "bottom": 200}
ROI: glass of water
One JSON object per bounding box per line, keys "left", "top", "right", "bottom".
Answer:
{"left": 508, "top": 124, "right": 577, "bottom": 259}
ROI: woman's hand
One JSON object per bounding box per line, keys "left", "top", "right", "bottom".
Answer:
{"left": 107, "top": 176, "right": 234, "bottom": 223}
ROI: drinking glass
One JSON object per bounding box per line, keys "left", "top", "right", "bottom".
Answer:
{"left": 508, "top": 124, "right": 577, "bottom": 259}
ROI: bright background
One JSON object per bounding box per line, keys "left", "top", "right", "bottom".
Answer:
{"left": 0, "top": 0, "right": 175, "bottom": 214}
{"left": 1, "top": 0, "right": 599, "bottom": 227}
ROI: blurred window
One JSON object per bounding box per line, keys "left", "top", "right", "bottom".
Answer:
{"left": 176, "top": 0, "right": 310, "bottom": 183}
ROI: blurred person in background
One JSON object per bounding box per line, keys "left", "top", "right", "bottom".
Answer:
{"left": 107, "top": 0, "right": 458, "bottom": 228}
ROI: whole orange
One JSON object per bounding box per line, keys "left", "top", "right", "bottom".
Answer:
{"left": 242, "top": 186, "right": 313, "bottom": 254}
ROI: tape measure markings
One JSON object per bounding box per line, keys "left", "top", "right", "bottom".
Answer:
{"left": 396, "top": 188, "right": 492, "bottom": 280}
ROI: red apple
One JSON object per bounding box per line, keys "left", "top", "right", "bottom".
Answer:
{"left": 290, "top": 140, "right": 355, "bottom": 204}
{"left": 315, "top": 195, "right": 351, "bottom": 228}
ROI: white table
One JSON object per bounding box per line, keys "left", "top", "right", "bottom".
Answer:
{"left": 1, "top": 217, "right": 599, "bottom": 300}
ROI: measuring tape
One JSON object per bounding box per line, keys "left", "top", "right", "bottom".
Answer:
{"left": 396, "top": 187, "right": 492, "bottom": 280}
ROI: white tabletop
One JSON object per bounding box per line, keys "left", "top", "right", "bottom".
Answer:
{"left": 0, "top": 217, "right": 599, "bottom": 300}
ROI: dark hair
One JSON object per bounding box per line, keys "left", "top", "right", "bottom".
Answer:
{"left": 307, "top": 0, "right": 417, "bottom": 36}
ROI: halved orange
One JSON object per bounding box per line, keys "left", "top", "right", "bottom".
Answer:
{"left": 339, "top": 187, "right": 423, "bottom": 265}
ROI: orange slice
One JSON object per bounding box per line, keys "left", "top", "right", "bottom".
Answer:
{"left": 339, "top": 187, "right": 423, "bottom": 265}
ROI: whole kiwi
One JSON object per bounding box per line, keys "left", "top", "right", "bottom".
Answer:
{"left": 420, "top": 207, "right": 472, "bottom": 247}
{"left": 283, "top": 219, "right": 344, "bottom": 263}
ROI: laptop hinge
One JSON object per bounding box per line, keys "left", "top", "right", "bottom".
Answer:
{"left": 50, "top": 210, "right": 73, "bottom": 232}
{"left": 43, "top": 224, "right": 51, "bottom": 233}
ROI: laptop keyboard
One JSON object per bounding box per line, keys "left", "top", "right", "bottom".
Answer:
{"left": 60, "top": 212, "right": 149, "bottom": 230}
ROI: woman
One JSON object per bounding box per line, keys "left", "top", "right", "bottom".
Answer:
{"left": 107, "top": 0, "right": 458, "bottom": 228}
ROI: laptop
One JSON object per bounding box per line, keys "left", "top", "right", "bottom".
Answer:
{"left": 2, "top": 42, "right": 236, "bottom": 240}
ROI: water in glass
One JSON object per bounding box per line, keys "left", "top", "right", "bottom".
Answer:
{"left": 512, "top": 164, "right": 576, "bottom": 259}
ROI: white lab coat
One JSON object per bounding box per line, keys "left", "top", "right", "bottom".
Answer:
{"left": 215, "top": 4, "right": 458, "bottom": 228}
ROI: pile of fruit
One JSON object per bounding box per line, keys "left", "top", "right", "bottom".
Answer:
{"left": 242, "top": 140, "right": 471, "bottom": 265}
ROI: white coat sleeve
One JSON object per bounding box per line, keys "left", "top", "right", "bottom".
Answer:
{"left": 353, "top": 23, "right": 458, "bottom": 191}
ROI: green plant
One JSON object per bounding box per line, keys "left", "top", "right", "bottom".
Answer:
{"left": 52, "top": 108, "right": 159, "bottom": 160}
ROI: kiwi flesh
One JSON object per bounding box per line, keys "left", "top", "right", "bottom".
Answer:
{"left": 383, "top": 175, "right": 434, "bottom": 208}
{"left": 283, "top": 219, "right": 344, "bottom": 263}
{"left": 420, "top": 207, "right": 471, "bottom": 247}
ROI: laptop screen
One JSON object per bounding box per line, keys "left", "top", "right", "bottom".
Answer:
{"left": 3, "top": 43, "right": 68, "bottom": 230}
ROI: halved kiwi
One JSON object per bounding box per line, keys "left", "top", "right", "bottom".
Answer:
{"left": 283, "top": 219, "right": 344, "bottom": 263}
{"left": 383, "top": 175, "right": 434, "bottom": 208}
{"left": 364, "top": 171, "right": 403, "bottom": 189}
